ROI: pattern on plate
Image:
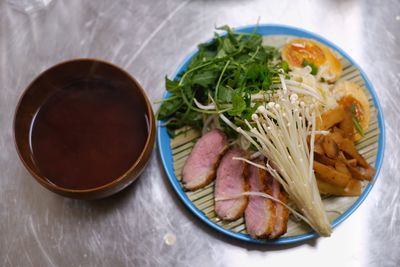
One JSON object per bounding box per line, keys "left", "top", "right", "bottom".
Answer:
{"left": 169, "top": 35, "right": 379, "bottom": 238}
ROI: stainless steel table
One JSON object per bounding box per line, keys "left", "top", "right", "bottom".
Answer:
{"left": 1, "top": 0, "right": 399, "bottom": 266}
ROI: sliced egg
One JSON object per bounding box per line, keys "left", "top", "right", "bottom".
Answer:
{"left": 333, "top": 81, "right": 371, "bottom": 141}
{"left": 282, "top": 38, "right": 342, "bottom": 83}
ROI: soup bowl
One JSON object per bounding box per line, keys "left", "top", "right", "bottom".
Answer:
{"left": 14, "top": 59, "right": 155, "bottom": 199}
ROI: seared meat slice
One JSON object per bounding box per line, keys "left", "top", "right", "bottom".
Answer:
{"left": 268, "top": 173, "right": 289, "bottom": 239}
{"left": 182, "top": 129, "right": 228, "bottom": 191}
{"left": 244, "top": 159, "right": 275, "bottom": 238}
{"left": 215, "top": 148, "right": 248, "bottom": 220}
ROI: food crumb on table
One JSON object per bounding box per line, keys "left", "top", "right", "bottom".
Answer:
{"left": 163, "top": 232, "right": 177, "bottom": 246}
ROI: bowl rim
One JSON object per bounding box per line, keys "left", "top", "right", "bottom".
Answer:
{"left": 157, "top": 24, "right": 386, "bottom": 244}
{"left": 13, "top": 58, "right": 155, "bottom": 194}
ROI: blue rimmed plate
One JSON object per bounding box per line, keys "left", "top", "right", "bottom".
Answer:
{"left": 157, "top": 24, "right": 385, "bottom": 244}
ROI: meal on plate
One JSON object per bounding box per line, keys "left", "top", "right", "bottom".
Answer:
{"left": 158, "top": 26, "right": 375, "bottom": 239}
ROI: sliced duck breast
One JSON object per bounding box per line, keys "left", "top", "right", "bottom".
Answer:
{"left": 182, "top": 129, "right": 228, "bottom": 191}
{"left": 214, "top": 148, "right": 248, "bottom": 220}
{"left": 268, "top": 173, "right": 289, "bottom": 239}
{"left": 244, "top": 158, "right": 275, "bottom": 238}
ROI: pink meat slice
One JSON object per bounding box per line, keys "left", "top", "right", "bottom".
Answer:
{"left": 182, "top": 129, "right": 228, "bottom": 191}
{"left": 244, "top": 158, "right": 275, "bottom": 238}
{"left": 268, "top": 173, "right": 289, "bottom": 239}
{"left": 214, "top": 148, "right": 248, "bottom": 220}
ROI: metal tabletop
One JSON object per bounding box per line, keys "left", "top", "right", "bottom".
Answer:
{"left": 1, "top": 0, "right": 399, "bottom": 266}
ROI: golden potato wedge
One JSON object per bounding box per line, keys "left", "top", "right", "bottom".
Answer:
{"left": 344, "top": 179, "right": 362, "bottom": 196}
{"left": 316, "top": 105, "right": 345, "bottom": 130}
{"left": 346, "top": 158, "right": 358, "bottom": 167}
{"left": 322, "top": 135, "right": 339, "bottom": 159}
{"left": 314, "top": 152, "right": 336, "bottom": 166}
{"left": 333, "top": 126, "right": 345, "bottom": 136}
{"left": 316, "top": 178, "right": 361, "bottom": 196}
{"left": 326, "top": 131, "right": 370, "bottom": 169}
{"left": 347, "top": 165, "right": 375, "bottom": 181}
{"left": 337, "top": 138, "right": 369, "bottom": 168}
{"left": 338, "top": 152, "right": 358, "bottom": 167}
{"left": 334, "top": 161, "right": 351, "bottom": 176}
{"left": 314, "top": 135, "right": 325, "bottom": 155}
{"left": 314, "top": 161, "right": 351, "bottom": 187}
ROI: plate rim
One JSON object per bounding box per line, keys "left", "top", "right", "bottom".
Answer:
{"left": 157, "top": 24, "right": 386, "bottom": 245}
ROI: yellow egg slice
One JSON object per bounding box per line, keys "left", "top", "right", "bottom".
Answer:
{"left": 333, "top": 81, "right": 371, "bottom": 141}
{"left": 282, "top": 38, "right": 342, "bottom": 83}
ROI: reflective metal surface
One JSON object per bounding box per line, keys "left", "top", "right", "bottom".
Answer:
{"left": 1, "top": 0, "right": 398, "bottom": 266}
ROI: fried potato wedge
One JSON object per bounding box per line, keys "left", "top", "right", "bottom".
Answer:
{"left": 347, "top": 165, "right": 375, "bottom": 181}
{"left": 334, "top": 161, "right": 351, "bottom": 176}
{"left": 316, "top": 105, "right": 345, "bottom": 130}
{"left": 314, "top": 161, "right": 351, "bottom": 187}
{"left": 337, "top": 138, "right": 370, "bottom": 168}
{"left": 317, "top": 178, "right": 361, "bottom": 196}
{"left": 346, "top": 158, "right": 358, "bottom": 167}
{"left": 314, "top": 100, "right": 375, "bottom": 196}
{"left": 337, "top": 152, "right": 374, "bottom": 181}
{"left": 314, "top": 135, "right": 325, "bottom": 155}
{"left": 314, "top": 152, "right": 336, "bottom": 166}
{"left": 325, "top": 131, "right": 370, "bottom": 169}
{"left": 322, "top": 135, "right": 339, "bottom": 159}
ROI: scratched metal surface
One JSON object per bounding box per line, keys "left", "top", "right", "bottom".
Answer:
{"left": 0, "top": 0, "right": 399, "bottom": 266}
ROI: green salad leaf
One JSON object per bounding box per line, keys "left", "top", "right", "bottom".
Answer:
{"left": 158, "top": 26, "right": 284, "bottom": 137}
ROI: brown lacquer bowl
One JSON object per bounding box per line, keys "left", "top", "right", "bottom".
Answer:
{"left": 14, "top": 59, "right": 155, "bottom": 199}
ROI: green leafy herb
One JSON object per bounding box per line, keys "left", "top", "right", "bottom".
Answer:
{"left": 158, "top": 26, "right": 284, "bottom": 136}
{"left": 303, "top": 59, "right": 318, "bottom": 75}
{"left": 228, "top": 92, "right": 246, "bottom": 116}
{"left": 281, "top": 61, "right": 289, "bottom": 73}
{"left": 351, "top": 103, "right": 365, "bottom": 136}
{"left": 217, "top": 85, "right": 233, "bottom": 102}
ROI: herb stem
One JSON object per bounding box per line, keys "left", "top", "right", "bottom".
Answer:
{"left": 249, "top": 46, "right": 260, "bottom": 61}
{"left": 154, "top": 95, "right": 178, "bottom": 104}
{"left": 179, "top": 86, "right": 231, "bottom": 114}
{"left": 214, "top": 60, "right": 231, "bottom": 108}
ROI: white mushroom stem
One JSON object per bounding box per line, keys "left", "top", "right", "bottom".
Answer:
{"left": 221, "top": 75, "right": 332, "bottom": 236}
{"left": 270, "top": 82, "right": 323, "bottom": 101}
{"left": 193, "top": 98, "right": 216, "bottom": 110}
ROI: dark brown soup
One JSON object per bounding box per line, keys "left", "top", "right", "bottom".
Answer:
{"left": 30, "top": 80, "right": 148, "bottom": 190}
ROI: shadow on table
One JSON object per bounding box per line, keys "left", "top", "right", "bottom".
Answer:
{"left": 81, "top": 175, "right": 142, "bottom": 210}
